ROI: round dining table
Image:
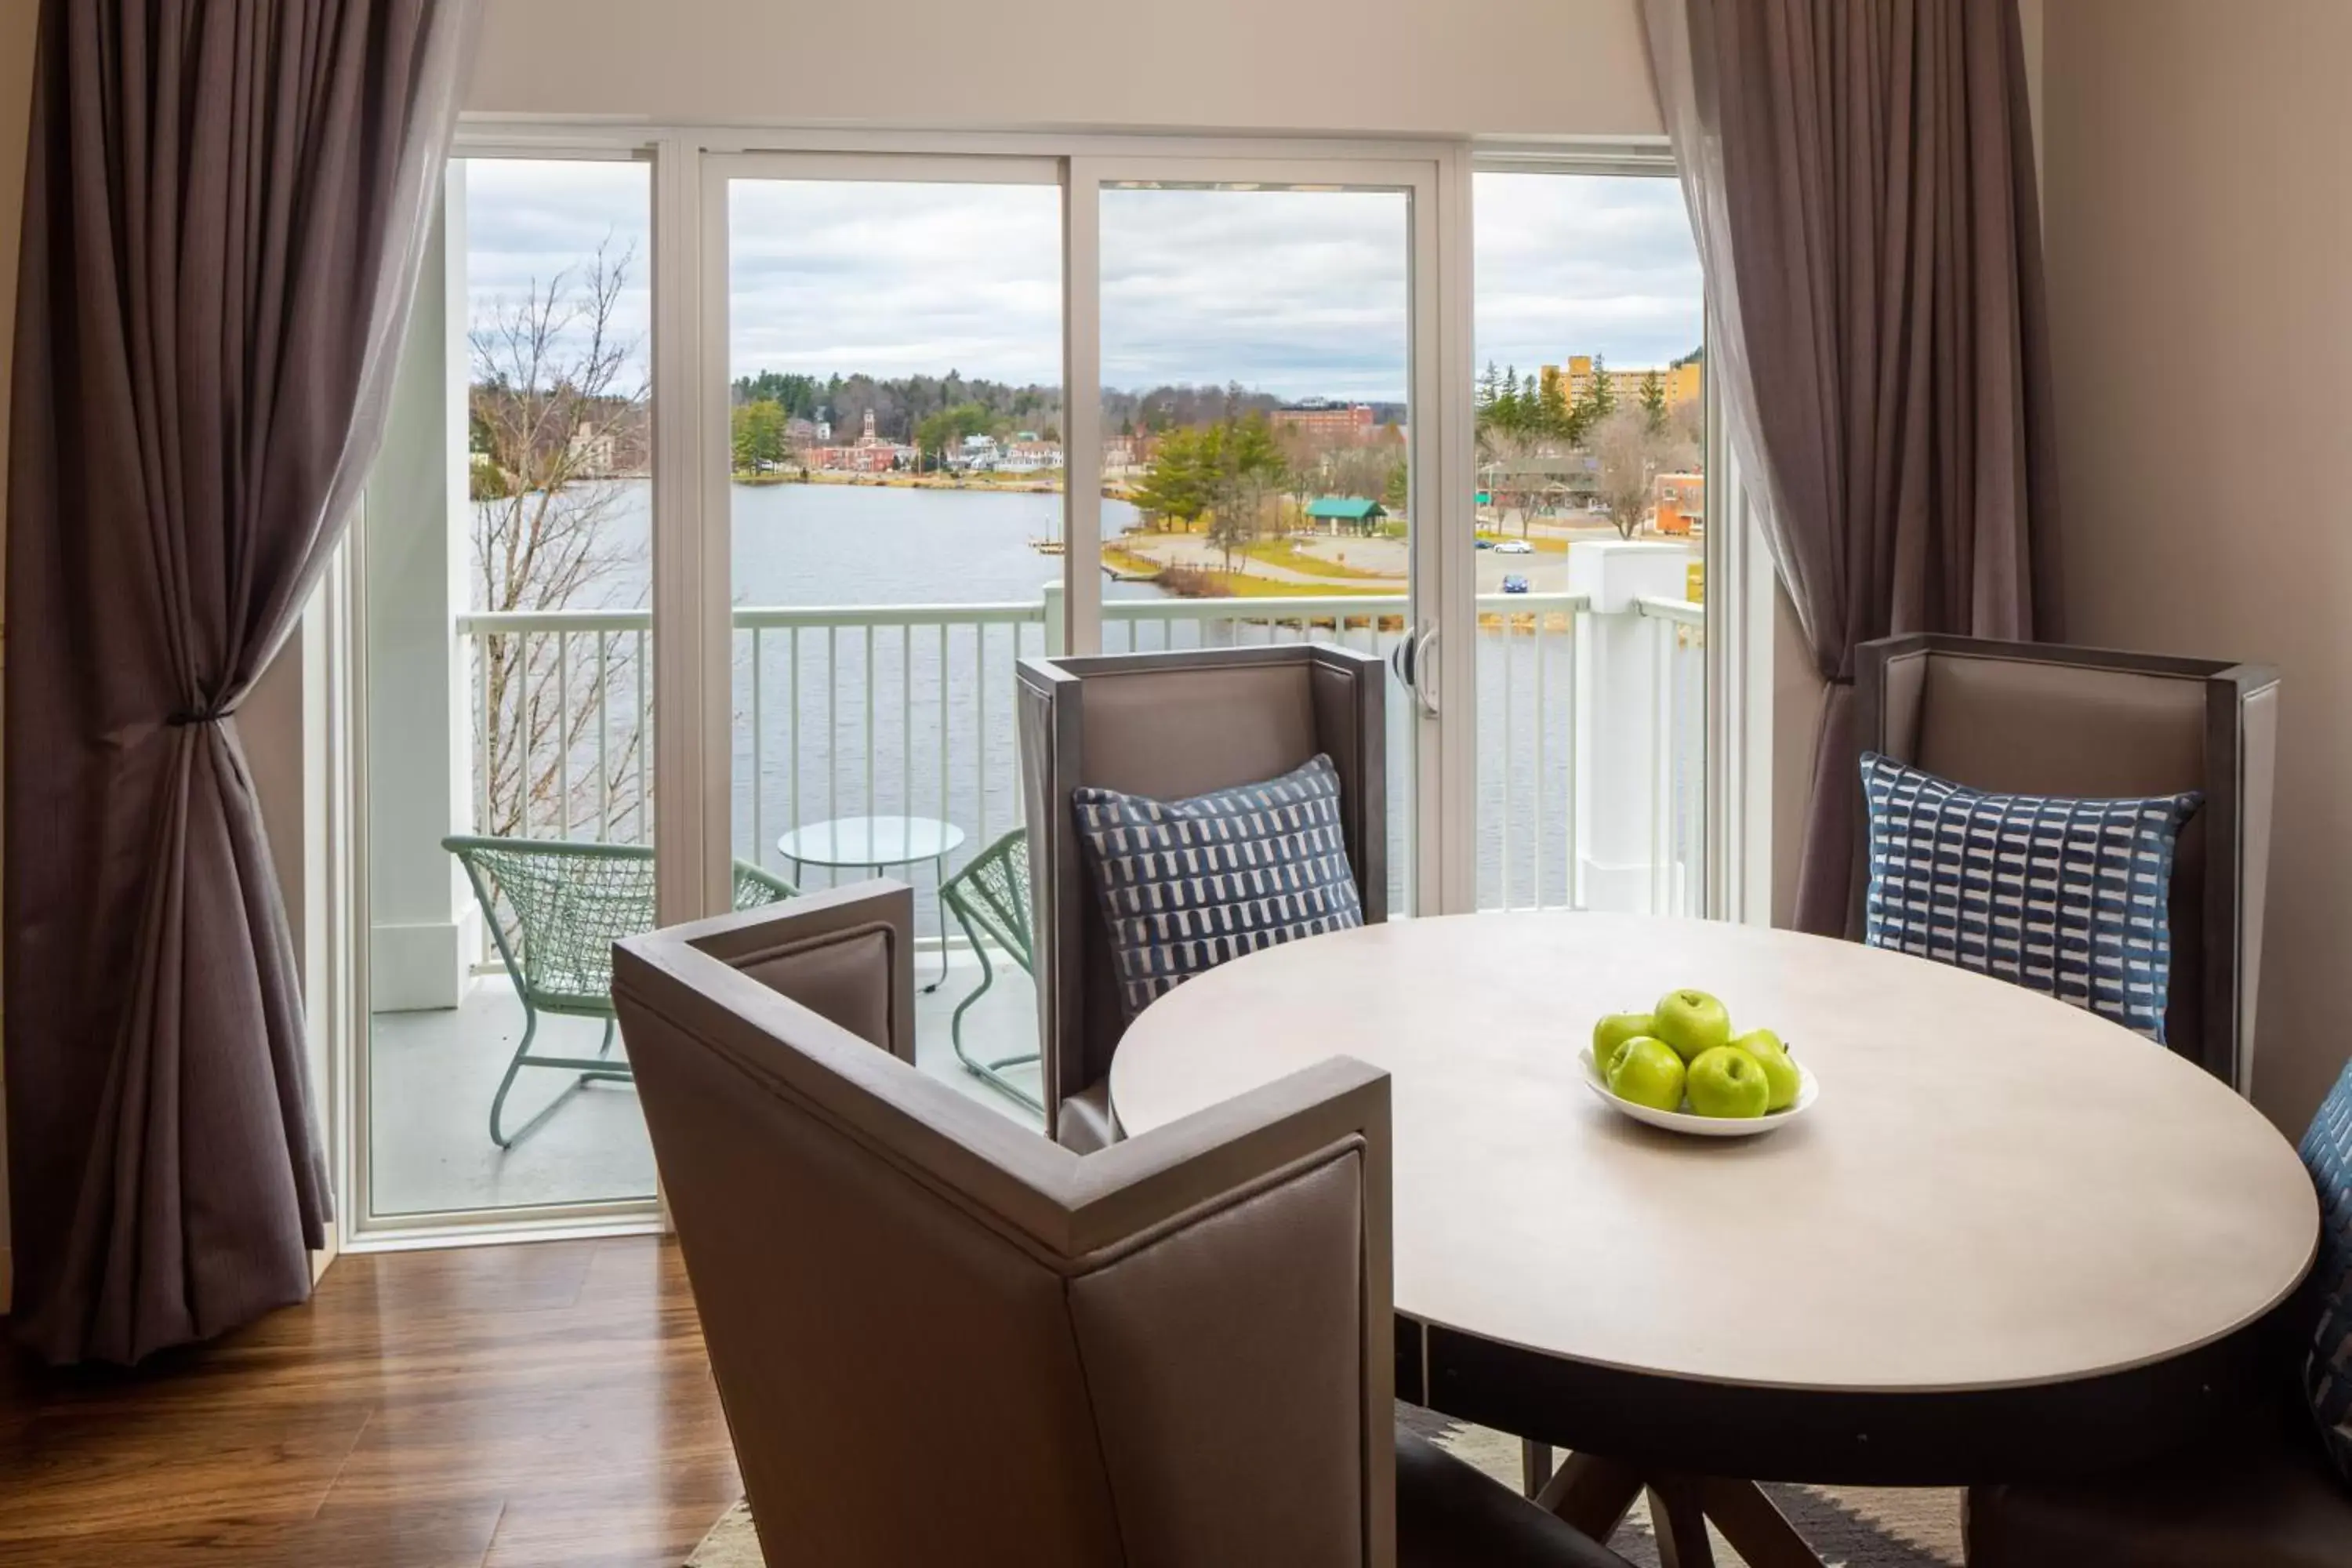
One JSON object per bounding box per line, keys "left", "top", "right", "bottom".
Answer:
{"left": 1109, "top": 913, "right": 2318, "bottom": 1568}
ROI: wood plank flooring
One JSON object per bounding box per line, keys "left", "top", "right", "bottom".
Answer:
{"left": 0, "top": 1238, "right": 741, "bottom": 1567}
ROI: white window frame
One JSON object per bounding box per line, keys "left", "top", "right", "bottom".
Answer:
{"left": 687, "top": 135, "right": 1463, "bottom": 916}
{"left": 1468, "top": 144, "right": 1772, "bottom": 925}
{"left": 326, "top": 123, "right": 1769, "bottom": 1251}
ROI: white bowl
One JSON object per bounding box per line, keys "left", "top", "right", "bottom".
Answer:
{"left": 1580, "top": 1046, "right": 1820, "bottom": 1138}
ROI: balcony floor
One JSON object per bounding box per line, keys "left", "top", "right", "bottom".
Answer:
{"left": 367, "top": 949, "right": 1045, "bottom": 1219}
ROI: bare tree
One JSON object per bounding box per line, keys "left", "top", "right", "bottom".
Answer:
{"left": 1274, "top": 426, "right": 1325, "bottom": 532}
{"left": 1473, "top": 427, "right": 1550, "bottom": 536}
{"left": 470, "top": 240, "right": 652, "bottom": 843}
{"left": 1590, "top": 408, "right": 1702, "bottom": 541}
{"left": 1592, "top": 408, "right": 1660, "bottom": 540}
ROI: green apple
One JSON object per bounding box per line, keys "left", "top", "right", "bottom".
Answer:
{"left": 1685, "top": 1045, "right": 1770, "bottom": 1119}
{"left": 1652, "top": 988, "right": 1733, "bottom": 1063}
{"left": 1607, "top": 1037, "right": 1686, "bottom": 1112}
{"left": 1731, "top": 1028, "right": 1802, "bottom": 1112}
{"left": 1592, "top": 1012, "right": 1657, "bottom": 1082}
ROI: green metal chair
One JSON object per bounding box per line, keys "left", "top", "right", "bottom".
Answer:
{"left": 938, "top": 827, "right": 1041, "bottom": 1112}
{"left": 443, "top": 835, "right": 797, "bottom": 1148}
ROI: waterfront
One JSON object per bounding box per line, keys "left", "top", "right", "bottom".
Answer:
{"left": 478, "top": 478, "right": 1695, "bottom": 916}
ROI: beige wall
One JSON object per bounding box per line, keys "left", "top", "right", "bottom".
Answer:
{"left": 2042, "top": 0, "right": 2352, "bottom": 1131}
{"left": 469, "top": 0, "right": 1664, "bottom": 138}
{"left": 0, "top": 0, "right": 38, "bottom": 1309}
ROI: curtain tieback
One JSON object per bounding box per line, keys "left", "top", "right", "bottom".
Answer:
{"left": 166, "top": 706, "right": 239, "bottom": 727}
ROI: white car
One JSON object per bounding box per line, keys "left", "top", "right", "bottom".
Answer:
{"left": 1493, "top": 539, "right": 1534, "bottom": 555}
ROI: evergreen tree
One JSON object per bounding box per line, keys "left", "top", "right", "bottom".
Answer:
{"left": 1572, "top": 353, "right": 1616, "bottom": 437}
{"left": 1131, "top": 426, "right": 1210, "bottom": 532}
{"left": 1638, "top": 369, "right": 1668, "bottom": 434}
{"left": 1537, "top": 369, "right": 1572, "bottom": 440}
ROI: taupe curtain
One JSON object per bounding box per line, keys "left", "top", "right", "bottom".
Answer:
{"left": 1642, "top": 0, "right": 2062, "bottom": 933}
{"left": 5, "top": 0, "right": 477, "bottom": 1363}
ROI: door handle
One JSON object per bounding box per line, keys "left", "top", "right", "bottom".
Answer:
{"left": 1390, "top": 622, "right": 1441, "bottom": 718}
{"left": 1414, "top": 626, "right": 1441, "bottom": 718}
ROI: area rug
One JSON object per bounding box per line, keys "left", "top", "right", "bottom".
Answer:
{"left": 687, "top": 1405, "right": 1964, "bottom": 1566}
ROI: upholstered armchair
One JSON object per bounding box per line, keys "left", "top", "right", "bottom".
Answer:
{"left": 1965, "top": 1054, "right": 2352, "bottom": 1566}
{"left": 612, "top": 880, "right": 1629, "bottom": 1568}
{"left": 1015, "top": 643, "right": 1390, "bottom": 1151}
{"left": 1850, "top": 634, "right": 2278, "bottom": 1091}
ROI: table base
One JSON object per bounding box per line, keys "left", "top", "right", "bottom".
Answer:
{"left": 1542, "top": 1452, "right": 1826, "bottom": 1568}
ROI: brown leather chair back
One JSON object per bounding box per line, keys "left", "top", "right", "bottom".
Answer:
{"left": 1852, "top": 635, "right": 2279, "bottom": 1090}
{"left": 612, "top": 880, "right": 1397, "bottom": 1568}
{"left": 1016, "top": 643, "right": 1388, "bottom": 1146}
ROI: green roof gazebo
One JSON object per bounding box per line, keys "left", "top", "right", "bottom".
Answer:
{"left": 1305, "top": 495, "right": 1386, "bottom": 535}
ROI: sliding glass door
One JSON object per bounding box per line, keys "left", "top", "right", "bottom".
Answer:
{"left": 1470, "top": 167, "right": 1709, "bottom": 917}
{"left": 344, "top": 136, "right": 1722, "bottom": 1241}
{"left": 361, "top": 153, "right": 666, "bottom": 1223}
{"left": 699, "top": 152, "right": 1448, "bottom": 1122}
{"left": 713, "top": 157, "right": 1066, "bottom": 1117}
{"left": 1088, "top": 172, "right": 1427, "bottom": 913}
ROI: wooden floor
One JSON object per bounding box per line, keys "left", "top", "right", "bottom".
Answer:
{"left": 0, "top": 1239, "right": 742, "bottom": 1567}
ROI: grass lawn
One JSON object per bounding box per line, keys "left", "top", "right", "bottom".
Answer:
{"left": 1107, "top": 541, "right": 1403, "bottom": 595}
{"left": 1102, "top": 544, "right": 1163, "bottom": 578}
{"left": 1171, "top": 568, "right": 1397, "bottom": 601}
{"left": 1236, "top": 537, "right": 1398, "bottom": 579}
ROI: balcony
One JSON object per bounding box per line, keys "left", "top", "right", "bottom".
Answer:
{"left": 368, "top": 549, "right": 1704, "bottom": 1218}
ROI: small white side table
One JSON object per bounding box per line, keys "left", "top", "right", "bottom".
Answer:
{"left": 775, "top": 815, "right": 967, "bottom": 993}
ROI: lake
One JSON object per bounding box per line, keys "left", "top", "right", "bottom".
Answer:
{"left": 570, "top": 477, "right": 1163, "bottom": 609}
{"left": 480, "top": 478, "right": 1638, "bottom": 917}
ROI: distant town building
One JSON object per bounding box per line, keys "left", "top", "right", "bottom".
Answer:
{"left": 1102, "top": 434, "right": 1152, "bottom": 475}
{"left": 786, "top": 416, "right": 822, "bottom": 447}
{"left": 802, "top": 405, "right": 921, "bottom": 471}
{"left": 1654, "top": 471, "right": 1705, "bottom": 536}
{"left": 1000, "top": 439, "right": 1065, "bottom": 473}
{"left": 808, "top": 442, "right": 913, "bottom": 473}
{"left": 1554, "top": 354, "right": 1704, "bottom": 412}
{"left": 1272, "top": 400, "right": 1377, "bottom": 440}
{"left": 567, "top": 422, "right": 618, "bottom": 477}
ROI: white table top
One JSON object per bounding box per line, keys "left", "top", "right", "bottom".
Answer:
{"left": 775, "top": 815, "right": 965, "bottom": 869}
{"left": 1110, "top": 914, "right": 2317, "bottom": 1396}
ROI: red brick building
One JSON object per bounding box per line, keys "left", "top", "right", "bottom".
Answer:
{"left": 1270, "top": 401, "right": 1375, "bottom": 439}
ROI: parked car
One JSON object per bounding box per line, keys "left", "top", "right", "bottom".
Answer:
{"left": 1494, "top": 539, "right": 1534, "bottom": 554}
{"left": 1502, "top": 573, "right": 1530, "bottom": 594}
{"left": 1474, "top": 536, "right": 1495, "bottom": 550}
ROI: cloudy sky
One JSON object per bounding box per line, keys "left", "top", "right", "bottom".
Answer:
{"left": 461, "top": 161, "right": 1703, "bottom": 402}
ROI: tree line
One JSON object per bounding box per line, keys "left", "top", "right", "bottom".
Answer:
{"left": 728, "top": 369, "right": 1308, "bottom": 452}
{"left": 1128, "top": 412, "right": 1407, "bottom": 572}
{"left": 1475, "top": 351, "right": 1704, "bottom": 539}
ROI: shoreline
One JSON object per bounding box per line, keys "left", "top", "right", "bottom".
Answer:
{"left": 731, "top": 469, "right": 1138, "bottom": 500}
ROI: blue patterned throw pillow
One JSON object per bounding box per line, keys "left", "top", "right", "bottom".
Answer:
{"left": 1859, "top": 752, "right": 2201, "bottom": 1040}
{"left": 1073, "top": 753, "right": 1363, "bottom": 1021}
{"left": 2302, "top": 1058, "right": 2352, "bottom": 1486}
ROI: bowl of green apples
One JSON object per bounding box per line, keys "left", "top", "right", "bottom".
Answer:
{"left": 1581, "top": 989, "right": 1818, "bottom": 1138}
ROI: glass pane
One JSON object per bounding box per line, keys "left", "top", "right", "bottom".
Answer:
{"left": 1098, "top": 183, "right": 1414, "bottom": 912}
{"left": 725, "top": 177, "right": 1063, "bottom": 1126}
{"left": 1472, "top": 172, "right": 1707, "bottom": 914}
{"left": 367, "top": 157, "right": 660, "bottom": 1216}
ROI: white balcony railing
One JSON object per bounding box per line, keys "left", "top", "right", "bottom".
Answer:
{"left": 452, "top": 585, "right": 1705, "bottom": 935}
